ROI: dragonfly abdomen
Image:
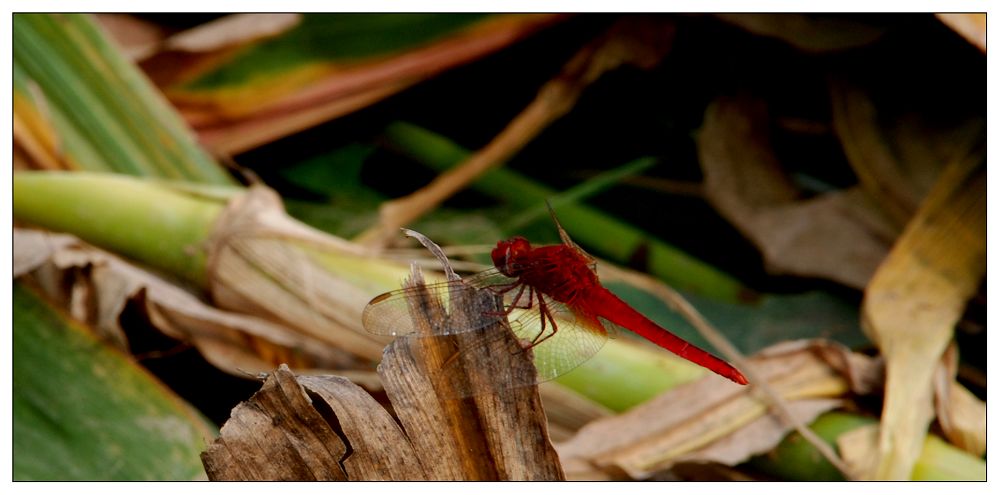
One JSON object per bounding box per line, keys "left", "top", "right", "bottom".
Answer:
{"left": 589, "top": 288, "right": 749, "bottom": 385}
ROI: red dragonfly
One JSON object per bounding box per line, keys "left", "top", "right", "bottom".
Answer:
{"left": 362, "top": 209, "right": 748, "bottom": 391}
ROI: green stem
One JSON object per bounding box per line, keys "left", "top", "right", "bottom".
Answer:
{"left": 13, "top": 171, "right": 227, "bottom": 286}
{"left": 750, "top": 411, "right": 985, "bottom": 481}
{"left": 383, "top": 121, "right": 747, "bottom": 302}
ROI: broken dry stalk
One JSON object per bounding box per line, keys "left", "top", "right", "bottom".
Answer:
{"left": 359, "top": 16, "right": 675, "bottom": 247}
{"left": 374, "top": 232, "right": 564, "bottom": 480}
{"left": 861, "top": 142, "right": 985, "bottom": 480}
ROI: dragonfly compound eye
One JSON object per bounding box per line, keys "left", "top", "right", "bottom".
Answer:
{"left": 493, "top": 237, "right": 531, "bottom": 276}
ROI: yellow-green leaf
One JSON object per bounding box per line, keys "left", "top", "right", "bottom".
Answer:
{"left": 13, "top": 282, "right": 216, "bottom": 480}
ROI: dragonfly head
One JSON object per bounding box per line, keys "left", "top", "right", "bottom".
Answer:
{"left": 492, "top": 237, "right": 531, "bottom": 277}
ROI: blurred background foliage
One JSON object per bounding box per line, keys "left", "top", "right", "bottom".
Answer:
{"left": 12, "top": 13, "right": 985, "bottom": 480}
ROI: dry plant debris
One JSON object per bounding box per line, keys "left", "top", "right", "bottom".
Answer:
{"left": 202, "top": 261, "right": 564, "bottom": 480}
{"left": 860, "top": 145, "right": 985, "bottom": 480}
{"left": 557, "top": 340, "right": 882, "bottom": 480}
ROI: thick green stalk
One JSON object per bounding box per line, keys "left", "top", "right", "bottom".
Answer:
{"left": 13, "top": 172, "right": 227, "bottom": 285}
{"left": 13, "top": 171, "right": 984, "bottom": 481}
{"left": 555, "top": 337, "right": 707, "bottom": 412}
{"left": 383, "top": 121, "right": 746, "bottom": 302}
{"left": 12, "top": 172, "right": 713, "bottom": 411}
{"left": 912, "top": 434, "right": 986, "bottom": 480}
{"left": 751, "top": 411, "right": 985, "bottom": 481}
{"left": 502, "top": 156, "right": 658, "bottom": 232}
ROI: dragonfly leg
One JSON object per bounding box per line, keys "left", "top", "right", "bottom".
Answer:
{"left": 507, "top": 284, "right": 534, "bottom": 313}
{"left": 484, "top": 283, "right": 531, "bottom": 318}
{"left": 526, "top": 290, "right": 559, "bottom": 348}
{"left": 485, "top": 281, "right": 520, "bottom": 295}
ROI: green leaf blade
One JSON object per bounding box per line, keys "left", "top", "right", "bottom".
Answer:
{"left": 13, "top": 283, "right": 216, "bottom": 480}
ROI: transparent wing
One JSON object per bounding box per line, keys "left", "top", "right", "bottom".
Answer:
{"left": 361, "top": 268, "right": 517, "bottom": 337}
{"left": 364, "top": 267, "right": 609, "bottom": 396}
{"left": 426, "top": 294, "right": 609, "bottom": 397}
{"left": 507, "top": 296, "right": 609, "bottom": 382}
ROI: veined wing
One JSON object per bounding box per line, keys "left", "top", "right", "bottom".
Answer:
{"left": 361, "top": 268, "right": 519, "bottom": 337}
{"left": 423, "top": 293, "right": 610, "bottom": 397}
{"left": 363, "top": 267, "right": 613, "bottom": 394}
{"left": 504, "top": 295, "right": 609, "bottom": 382}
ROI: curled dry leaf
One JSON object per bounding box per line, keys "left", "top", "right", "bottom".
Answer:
{"left": 162, "top": 14, "right": 302, "bottom": 54}
{"left": 714, "top": 14, "right": 886, "bottom": 53}
{"left": 205, "top": 185, "right": 398, "bottom": 367}
{"left": 837, "top": 424, "right": 880, "bottom": 480}
{"left": 13, "top": 227, "right": 350, "bottom": 373}
{"left": 374, "top": 266, "right": 563, "bottom": 479}
{"left": 860, "top": 146, "right": 985, "bottom": 479}
{"left": 202, "top": 365, "right": 353, "bottom": 480}
{"left": 168, "top": 14, "right": 565, "bottom": 154}
{"left": 95, "top": 14, "right": 170, "bottom": 61}
{"left": 697, "top": 94, "right": 895, "bottom": 289}
{"left": 203, "top": 265, "right": 563, "bottom": 480}
{"left": 837, "top": 422, "right": 986, "bottom": 481}
{"left": 830, "top": 78, "right": 985, "bottom": 228}
{"left": 207, "top": 186, "right": 400, "bottom": 366}
{"left": 556, "top": 340, "right": 882, "bottom": 480}
{"left": 203, "top": 365, "right": 433, "bottom": 480}
{"left": 932, "top": 344, "right": 986, "bottom": 457}
{"left": 137, "top": 14, "right": 304, "bottom": 98}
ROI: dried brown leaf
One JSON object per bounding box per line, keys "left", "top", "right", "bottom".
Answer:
{"left": 375, "top": 266, "right": 564, "bottom": 480}
{"left": 932, "top": 345, "right": 986, "bottom": 457}
{"left": 204, "top": 366, "right": 428, "bottom": 480}
{"left": 556, "top": 340, "right": 881, "bottom": 480}
{"left": 935, "top": 381, "right": 986, "bottom": 458}
{"left": 205, "top": 185, "right": 394, "bottom": 365}
{"left": 673, "top": 398, "right": 841, "bottom": 468}
{"left": 13, "top": 228, "right": 348, "bottom": 373}
{"left": 830, "top": 78, "right": 985, "bottom": 228}
{"left": 179, "top": 14, "right": 565, "bottom": 154}
{"left": 837, "top": 423, "right": 880, "bottom": 480}
{"left": 860, "top": 145, "right": 985, "bottom": 479}
{"left": 204, "top": 260, "right": 563, "bottom": 480}
{"left": 698, "top": 94, "right": 895, "bottom": 289}
{"left": 298, "top": 374, "right": 427, "bottom": 479}
{"left": 839, "top": 422, "right": 986, "bottom": 481}
{"left": 163, "top": 14, "right": 302, "bottom": 54}
{"left": 201, "top": 365, "right": 351, "bottom": 480}
{"left": 96, "top": 14, "right": 170, "bottom": 61}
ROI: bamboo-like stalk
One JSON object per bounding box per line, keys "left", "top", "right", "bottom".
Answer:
{"left": 382, "top": 121, "right": 747, "bottom": 302}
{"left": 12, "top": 170, "right": 714, "bottom": 411}
{"left": 13, "top": 172, "right": 229, "bottom": 286}
{"left": 360, "top": 17, "right": 673, "bottom": 248}
{"left": 14, "top": 171, "right": 985, "bottom": 480}
{"left": 750, "top": 412, "right": 985, "bottom": 481}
